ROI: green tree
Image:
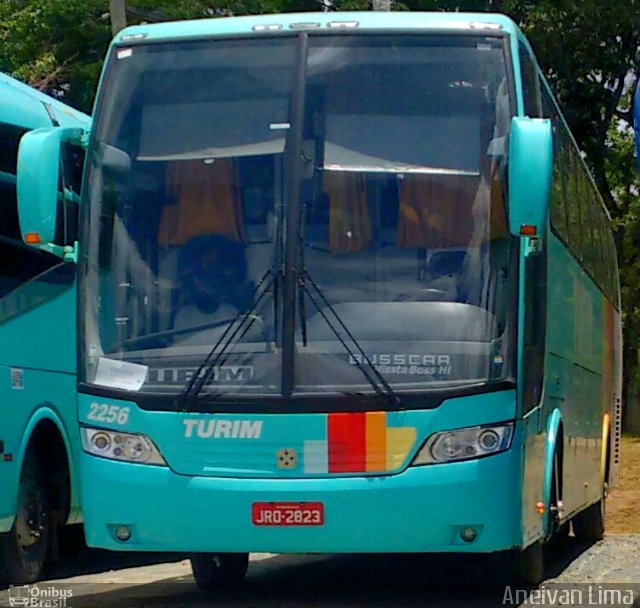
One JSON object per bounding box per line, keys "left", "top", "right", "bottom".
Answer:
{"left": 516, "top": 1, "right": 639, "bottom": 403}
{"left": 606, "top": 95, "right": 640, "bottom": 404}
{"left": 0, "top": 0, "right": 112, "bottom": 111}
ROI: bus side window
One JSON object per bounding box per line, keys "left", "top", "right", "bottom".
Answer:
{"left": 564, "top": 144, "right": 583, "bottom": 262}
{"left": 55, "top": 143, "right": 86, "bottom": 246}
{"left": 576, "top": 166, "right": 596, "bottom": 275}
{"left": 589, "top": 195, "right": 607, "bottom": 294}
{"left": 541, "top": 82, "right": 569, "bottom": 242}
{"left": 522, "top": 239, "right": 547, "bottom": 411}
{"left": 603, "top": 225, "right": 617, "bottom": 303}
{"left": 519, "top": 44, "right": 541, "bottom": 118}
{"left": 0, "top": 121, "right": 67, "bottom": 308}
{"left": 0, "top": 122, "right": 24, "bottom": 242}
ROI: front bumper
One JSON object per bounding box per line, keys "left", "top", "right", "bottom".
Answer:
{"left": 81, "top": 448, "right": 522, "bottom": 553}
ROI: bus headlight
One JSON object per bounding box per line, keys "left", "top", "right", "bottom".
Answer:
{"left": 81, "top": 427, "right": 167, "bottom": 465}
{"left": 412, "top": 423, "right": 514, "bottom": 465}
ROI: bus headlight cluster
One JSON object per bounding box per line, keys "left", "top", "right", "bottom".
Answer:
{"left": 412, "top": 423, "right": 514, "bottom": 465}
{"left": 81, "top": 427, "right": 166, "bottom": 465}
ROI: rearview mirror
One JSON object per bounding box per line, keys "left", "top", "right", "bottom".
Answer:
{"left": 508, "top": 117, "right": 553, "bottom": 237}
{"left": 17, "top": 126, "right": 86, "bottom": 252}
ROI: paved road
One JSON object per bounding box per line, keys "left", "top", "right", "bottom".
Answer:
{"left": 2, "top": 536, "right": 640, "bottom": 608}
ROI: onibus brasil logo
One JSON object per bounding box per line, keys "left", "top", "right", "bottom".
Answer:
{"left": 7, "top": 585, "right": 73, "bottom": 608}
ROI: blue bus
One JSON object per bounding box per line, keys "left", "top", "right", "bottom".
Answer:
{"left": 0, "top": 73, "right": 90, "bottom": 583}
{"left": 16, "top": 12, "right": 621, "bottom": 586}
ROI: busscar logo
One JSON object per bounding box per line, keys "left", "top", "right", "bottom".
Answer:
{"left": 8, "top": 585, "right": 73, "bottom": 608}
{"left": 349, "top": 354, "right": 452, "bottom": 377}
{"left": 183, "top": 419, "right": 263, "bottom": 439}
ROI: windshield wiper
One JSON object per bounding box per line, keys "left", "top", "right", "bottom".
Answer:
{"left": 175, "top": 269, "right": 275, "bottom": 412}
{"left": 293, "top": 165, "right": 401, "bottom": 409}
{"left": 298, "top": 268, "right": 402, "bottom": 410}
{"left": 120, "top": 318, "right": 244, "bottom": 351}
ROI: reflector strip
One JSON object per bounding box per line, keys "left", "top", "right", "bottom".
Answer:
{"left": 303, "top": 440, "right": 328, "bottom": 474}
{"left": 328, "top": 412, "right": 366, "bottom": 473}
{"left": 365, "top": 411, "right": 387, "bottom": 471}
{"left": 301, "top": 412, "right": 416, "bottom": 474}
{"left": 386, "top": 427, "right": 417, "bottom": 470}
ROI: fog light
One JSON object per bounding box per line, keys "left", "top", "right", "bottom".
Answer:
{"left": 460, "top": 527, "right": 477, "bottom": 543}
{"left": 115, "top": 525, "right": 131, "bottom": 541}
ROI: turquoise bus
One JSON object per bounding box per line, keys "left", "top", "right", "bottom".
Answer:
{"left": 0, "top": 73, "right": 90, "bottom": 582}
{"left": 16, "top": 12, "right": 621, "bottom": 586}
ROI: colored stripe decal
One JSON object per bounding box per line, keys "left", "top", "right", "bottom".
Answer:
{"left": 365, "top": 411, "right": 387, "bottom": 471}
{"left": 303, "top": 413, "right": 417, "bottom": 475}
{"left": 328, "top": 412, "right": 366, "bottom": 473}
{"left": 386, "top": 427, "right": 417, "bottom": 471}
{"left": 303, "top": 440, "right": 328, "bottom": 474}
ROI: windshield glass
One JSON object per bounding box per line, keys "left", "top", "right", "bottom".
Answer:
{"left": 81, "top": 33, "right": 513, "bottom": 400}
{"left": 295, "top": 35, "right": 513, "bottom": 393}
{"left": 82, "top": 38, "right": 296, "bottom": 395}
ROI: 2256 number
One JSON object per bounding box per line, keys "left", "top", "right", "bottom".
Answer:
{"left": 87, "top": 402, "right": 130, "bottom": 425}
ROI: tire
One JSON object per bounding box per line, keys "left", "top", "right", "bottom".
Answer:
{"left": 572, "top": 492, "right": 605, "bottom": 543}
{"left": 190, "top": 553, "right": 249, "bottom": 591}
{"left": 545, "top": 447, "right": 567, "bottom": 549}
{"left": 0, "top": 453, "right": 50, "bottom": 584}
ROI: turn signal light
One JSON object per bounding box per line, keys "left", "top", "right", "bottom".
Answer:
{"left": 24, "top": 232, "right": 41, "bottom": 244}
{"left": 520, "top": 225, "right": 537, "bottom": 236}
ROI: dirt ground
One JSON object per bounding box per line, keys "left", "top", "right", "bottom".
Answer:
{"left": 606, "top": 434, "right": 640, "bottom": 533}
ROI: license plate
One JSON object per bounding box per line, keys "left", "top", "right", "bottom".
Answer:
{"left": 251, "top": 502, "right": 324, "bottom": 526}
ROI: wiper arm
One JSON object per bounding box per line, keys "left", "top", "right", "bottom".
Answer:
{"left": 120, "top": 318, "right": 242, "bottom": 351}
{"left": 175, "top": 269, "right": 275, "bottom": 412}
{"left": 299, "top": 270, "right": 402, "bottom": 410}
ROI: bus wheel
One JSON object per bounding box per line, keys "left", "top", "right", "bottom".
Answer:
{"left": 0, "top": 453, "right": 50, "bottom": 584}
{"left": 511, "top": 541, "right": 544, "bottom": 586}
{"left": 545, "top": 446, "right": 568, "bottom": 549}
{"left": 190, "top": 553, "right": 249, "bottom": 590}
{"left": 572, "top": 486, "right": 606, "bottom": 543}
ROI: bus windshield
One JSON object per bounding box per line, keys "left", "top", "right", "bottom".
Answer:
{"left": 81, "top": 33, "right": 515, "bottom": 402}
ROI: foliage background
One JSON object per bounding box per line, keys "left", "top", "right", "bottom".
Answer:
{"left": 1, "top": 0, "right": 639, "bottom": 415}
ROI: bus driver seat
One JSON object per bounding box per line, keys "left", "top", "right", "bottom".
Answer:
{"left": 171, "top": 234, "right": 260, "bottom": 346}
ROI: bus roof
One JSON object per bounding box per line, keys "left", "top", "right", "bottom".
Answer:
{"left": 0, "top": 72, "right": 90, "bottom": 131}
{"left": 113, "top": 11, "right": 521, "bottom": 46}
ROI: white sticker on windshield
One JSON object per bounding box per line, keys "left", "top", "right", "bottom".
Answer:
{"left": 117, "top": 48, "right": 133, "bottom": 60}
{"left": 94, "top": 358, "right": 148, "bottom": 391}
{"left": 269, "top": 122, "right": 290, "bottom": 130}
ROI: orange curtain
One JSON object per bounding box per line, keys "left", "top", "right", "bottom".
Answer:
{"left": 324, "top": 172, "right": 371, "bottom": 254}
{"left": 488, "top": 163, "right": 508, "bottom": 239}
{"left": 158, "top": 159, "right": 242, "bottom": 247}
{"left": 396, "top": 175, "right": 479, "bottom": 248}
